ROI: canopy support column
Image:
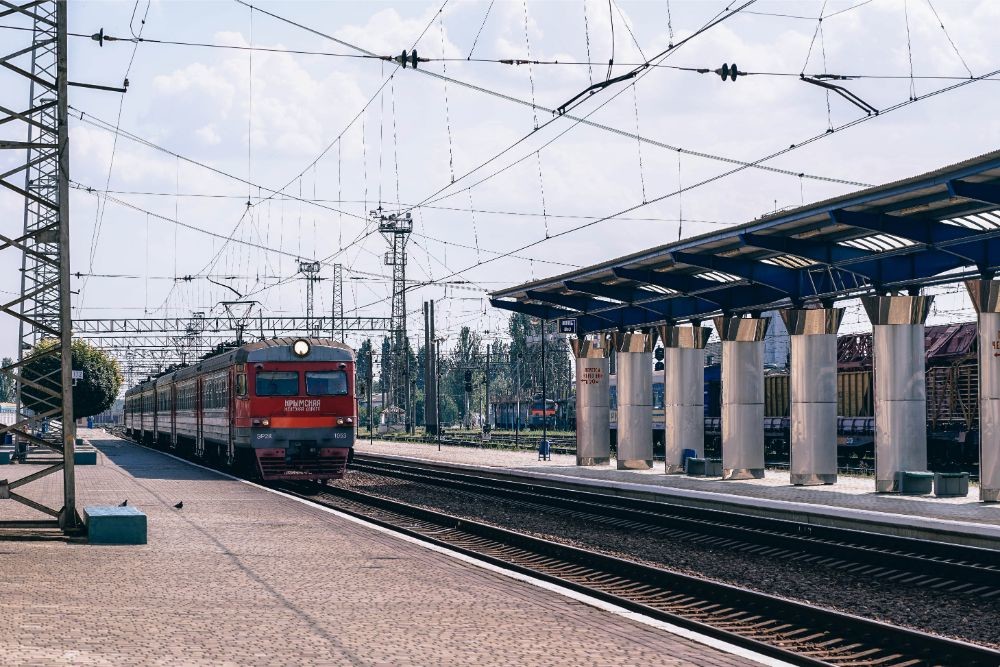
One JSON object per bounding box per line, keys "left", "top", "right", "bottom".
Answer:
{"left": 658, "top": 324, "right": 711, "bottom": 473}
{"left": 861, "top": 294, "right": 933, "bottom": 493}
{"left": 780, "top": 308, "right": 844, "bottom": 485}
{"left": 714, "top": 315, "right": 770, "bottom": 480}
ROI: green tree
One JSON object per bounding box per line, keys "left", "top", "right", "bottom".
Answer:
{"left": 21, "top": 340, "right": 123, "bottom": 419}
{"left": 0, "top": 357, "right": 15, "bottom": 402}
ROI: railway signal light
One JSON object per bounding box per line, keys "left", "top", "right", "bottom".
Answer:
{"left": 654, "top": 347, "right": 664, "bottom": 361}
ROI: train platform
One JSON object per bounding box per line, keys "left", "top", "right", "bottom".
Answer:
{"left": 0, "top": 429, "right": 773, "bottom": 666}
{"left": 354, "top": 439, "right": 1000, "bottom": 550}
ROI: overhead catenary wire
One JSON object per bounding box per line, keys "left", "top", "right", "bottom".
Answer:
{"left": 345, "top": 62, "right": 1000, "bottom": 315}
{"left": 241, "top": 0, "right": 872, "bottom": 193}
{"left": 77, "top": 0, "right": 151, "bottom": 315}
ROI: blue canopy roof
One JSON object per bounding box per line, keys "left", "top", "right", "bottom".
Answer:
{"left": 491, "top": 151, "right": 1000, "bottom": 334}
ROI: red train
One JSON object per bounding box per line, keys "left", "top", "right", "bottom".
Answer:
{"left": 123, "top": 338, "right": 356, "bottom": 481}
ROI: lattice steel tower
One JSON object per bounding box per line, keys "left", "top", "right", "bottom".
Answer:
{"left": 375, "top": 209, "right": 412, "bottom": 413}
{"left": 299, "top": 260, "right": 321, "bottom": 336}
{"left": 0, "top": 0, "right": 78, "bottom": 531}
{"left": 331, "top": 263, "right": 345, "bottom": 342}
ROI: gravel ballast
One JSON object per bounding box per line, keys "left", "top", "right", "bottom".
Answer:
{"left": 332, "top": 470, "right": 998, "bottom": 649}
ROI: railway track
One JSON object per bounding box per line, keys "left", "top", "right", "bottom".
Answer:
{"left": 350, "top": 455, "right": 1000, "bottom": 596}
{"left": 279, "top": 479, "right": 1000, "bottom": 667}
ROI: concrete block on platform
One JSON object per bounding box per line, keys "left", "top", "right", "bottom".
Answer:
{"left": 686, "top": 457, "right": 723, "bottom": 477}
{"left": 934, "top": 472, "right": 969, "bottom": 498}
{"left": 896, "top": 471, "right": 934, "bottom": 495}
{"left": 85, "top": 506, "right": 147, "bottom": 545}
{"left": 74, "top": 447, "right": 97, "bottom": 465}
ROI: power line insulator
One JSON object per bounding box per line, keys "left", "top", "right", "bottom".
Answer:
{"left": 715, "top": 63, "right": 742, "bottom": 82}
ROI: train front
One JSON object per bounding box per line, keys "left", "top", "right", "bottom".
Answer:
{"left": 237, "top": 338, "right": 356, "bottom": 481}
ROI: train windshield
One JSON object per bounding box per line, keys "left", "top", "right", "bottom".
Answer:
{"left": 305, "top": 371, "right": 349, "bottom": 396}
{"left": 255, "top": 371, "right": 299, "bottom": 396}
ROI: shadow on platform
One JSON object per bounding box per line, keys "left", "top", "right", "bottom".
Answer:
{"left": 89, "top": 439, "right": 213, "bottom": 481}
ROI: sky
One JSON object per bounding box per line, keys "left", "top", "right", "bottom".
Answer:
{"left": 2, "top": 0, "right": 999, "bottom": 368}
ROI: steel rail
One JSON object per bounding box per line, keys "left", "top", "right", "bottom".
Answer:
{"left": 350, "top": 455, "right": 1000, "bottom": 593}
{"left": 280, "top": 480, "right": 1000, "bottom": 667}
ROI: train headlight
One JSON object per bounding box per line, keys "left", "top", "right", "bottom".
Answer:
{"left": 252, "top": 418, "right": 270, "bottom": 427}
{"left": 292, "top": 339, "right": 311, "bottom": 357}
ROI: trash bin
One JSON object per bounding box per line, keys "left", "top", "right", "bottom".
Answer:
{"left": 87, "top": 417, "right": 94, "bottom": 429}
{"left": 538, "top": 439, "right": 551, "bottom": 461}
{"left": 681, "top": 448, "right": 696, "bottom": 469}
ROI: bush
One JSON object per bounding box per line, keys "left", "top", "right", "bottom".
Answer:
{"left": 21, "top": 339, "right": 123, "bottom": 419}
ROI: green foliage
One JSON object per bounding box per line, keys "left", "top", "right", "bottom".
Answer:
{"left": 21, "top": 339, "right": 123, "bottom": 419}
{"left": 0, "top": 357, "right": 15, "bottom": 402}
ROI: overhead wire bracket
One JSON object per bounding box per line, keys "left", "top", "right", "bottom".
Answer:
{"left": 800, "top": 75, "right": 878, "bottom": 116}
{"left": 556, "top": 68, "right": 642, "bottom": 116}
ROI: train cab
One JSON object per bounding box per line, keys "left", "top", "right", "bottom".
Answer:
{"left": 235, "top": 338, "right": 356, "bottom": 480}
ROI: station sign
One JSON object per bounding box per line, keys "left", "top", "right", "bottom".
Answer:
{"left": 71, "top": 370, "right": 83, "bottom": 380}
{"left": 558, "top": 318, "right": 577, "bottom": 334}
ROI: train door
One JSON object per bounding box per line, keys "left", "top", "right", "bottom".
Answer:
{"left": 170, "top": 382, "right": 177, "bottom": 449}
{"left": 196, "top": 377, "right": 205, "bottom": 458}
{"left": 226, "top": 370, "right": 235, "bottom": 466}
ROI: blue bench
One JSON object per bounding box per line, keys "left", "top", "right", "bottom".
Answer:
{"left": 85, "top": 506, "right": 147, "bottom": 545}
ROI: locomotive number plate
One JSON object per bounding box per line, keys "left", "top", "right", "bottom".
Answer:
{"left": 284, "top": 399, "right": 321, "bottom": 412}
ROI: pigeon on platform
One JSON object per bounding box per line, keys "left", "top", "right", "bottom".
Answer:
{"left": 119, "top": 500, "right": 128, "bottom": 507}
{"left": 173, "top": 501, "right": 183, "bottom": 509}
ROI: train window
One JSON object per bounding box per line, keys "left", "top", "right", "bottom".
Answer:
{"left": 305, "top": 371, "right": 348, "bottom": 396}
{"left": 255, "top": 371, "right": 298, "bottom": 396}
{"left": 236, "top": 373, "right": 247, "bottom": 397}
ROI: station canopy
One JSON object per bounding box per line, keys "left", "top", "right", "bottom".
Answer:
{"left": 491, "top": 150, "right": 1000, "bottom": 334}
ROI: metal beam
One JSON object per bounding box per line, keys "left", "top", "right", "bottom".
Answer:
{"left": 525, "top": 289, "right": 612, "bottom": 313}
{"left": 576, "top": 295, "right": 720, "bottom": 332}
{"left": 741, "top": 232, "right": 874, "bottom": 266}
{"left": 671, "top": 251, "right": 803, "bottom": 297}
{"left": 563, "top": 279, "right": 642, "bottom": 303}
{"left": 613, "top": 266, "right": 727, "bottom": 294}
{"left": 949, "top": 179, "right": 1000, "bottom": 206}
{"left": 489, "top": 298, "right": 574, "bottom": 321}
{"left": 829, "top": 209, "right": 981, "bottom": 246}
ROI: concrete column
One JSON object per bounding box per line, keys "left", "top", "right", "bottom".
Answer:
{"left": 657, "top": 323, "right": 711, "bottom": 473}
{"left": 861, "top": 294, "right": 933, "bottom": 493}
{"left": 612, "top": 330, "right": 656, "bottom": 470}
{"left": 713, "top": 315, "right": 770, "bottom": 480}
{"left": 780, "top": 308, "right": 844, "bottom": 485}
{"left": 571, "top": 334, "right": 613, "bottom": 466}
{"left": 965, "top": 280, "right": 1000, "bottom": 502}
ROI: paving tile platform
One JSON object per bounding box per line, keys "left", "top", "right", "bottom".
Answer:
{"left": 0, "top": 429, "right": 762, "bottom": 666}
{"left": 355, "top": 439, "right": 1000, "bottom": 549}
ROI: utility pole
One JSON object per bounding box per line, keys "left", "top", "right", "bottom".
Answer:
{"left": 423, "top": 301, "right": 438, "bottom": 437}
{"left": 375, "top": 209, "right": 412, "bottom": 416}
{"left": 515, "top": 353, "right": 521, "bottom": 448}
{"left": 435, "top": 337, "right": 442, "bottom": 449}
{"left": 484, "top": 343, "right": 491, "bottom": 437}
{"left": 299, "top": 260, "right": 321, "bottom": 336}
{"left": 541, "top": 318, "right": 548, "bottom": 447}
{"left": 367, "top": 357, "right": 374, "bottom": 445}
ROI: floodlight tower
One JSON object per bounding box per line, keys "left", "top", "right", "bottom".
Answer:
{"left": 299, "top": 260, "right": 321, "bottom": 336}
{"left": 374, "top": 209, "right": 412, "bottom": 414}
